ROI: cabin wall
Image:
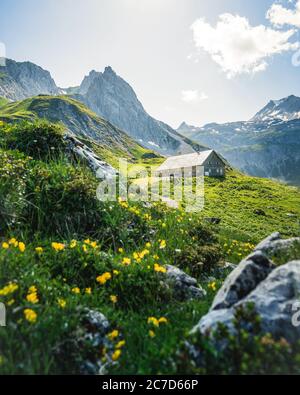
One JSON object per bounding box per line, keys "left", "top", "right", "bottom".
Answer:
{"left": 203, "top": 152, "right": 225, "bottom": 177}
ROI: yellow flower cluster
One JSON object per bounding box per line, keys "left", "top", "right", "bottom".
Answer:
{"left": 105, "top": 329, "right": 125, "bottom": 362}
{"left": 0, "top": 282, "right": 19, "bottom": 296}
{"left": 147, "top": 316, "right": 168, "bottom": 327}
{"left": 26, "top": 286, "right": 39, "bottom": 304}
{"left": 132, "top": 249, "right": 150, "bottom": 263}
{"left": 84, "top": 239, "right": 98, "bottom": 249}
{"left": 154, "top": 263, "right": 167, "bottom": 273}
{"left": 110, "top": 295, "right": 118, "bottom": 304}
{"left": 57, "top": 298, "right": 67, "bottom": 308}
{"left": 1, "top": 238, "right": 26, "bottom": 252}
{"left": 51, "top": 242, "right": 65, "bottom": 252}
{"left": 24, "top": 308, "right": 37, "bottom": 323}
{"left": 72, "top": 287, "right": 80, "bottom": 294}
{"left": 96, "top": 272, "right": 112, "bottom": 285}
{"left": 208, "top": 281, "right": 217, "bottom": 292}
{"left": 147, "top": 316, "right": 168, "bottom": 338}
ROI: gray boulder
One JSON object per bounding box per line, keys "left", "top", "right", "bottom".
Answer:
{"left": 166, "top": 265, "right": 206, "bottom": 300}
{"left": 192, "top": 233, "right": 300, "bottom": 343}
{"left": 254, "top": 232, "right": 300, "bottom": 259}
{"left": 211, "top": 251, "right": 274, "bottom": 311}
{"left": 194, "top": 261, "right": 300, "bottom": 343}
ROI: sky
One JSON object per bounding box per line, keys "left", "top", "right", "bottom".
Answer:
{"left": 1, "top": 0, "right": 300, "bottom": 128}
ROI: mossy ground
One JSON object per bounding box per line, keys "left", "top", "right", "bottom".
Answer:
{"left": 0, "top": 120, "right": 299, "bottom": 374}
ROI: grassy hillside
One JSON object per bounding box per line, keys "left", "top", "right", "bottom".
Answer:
{"left": 0, "top": 120, "right": 300, "bottom": 375}
{"left": 0, "top": 96, "right": 8, "bottom": 108}
{"left": 0, "top": 95, "right": 162, "bottom": 167}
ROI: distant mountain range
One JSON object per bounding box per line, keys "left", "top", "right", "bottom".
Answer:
{"left": 0, "top": 59, "right": 204, "bottom": 156}
{"left": 178, "top": 95, "right": 300, "bottom": 186}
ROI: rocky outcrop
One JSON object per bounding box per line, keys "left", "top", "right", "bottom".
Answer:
{"left": 65, "top": 134, "right": 116, "bottom": 179}
{"left": 166, "top": 265, "right": 206, "bottom": 301}
{"left": 0, "top": 58, "right": 60, "bottom": 101}
{"left": 192, "top": 233, "right": 300, "bottom": 342}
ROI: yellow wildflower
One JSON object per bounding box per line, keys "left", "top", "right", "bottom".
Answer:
{"left": 8, "top": 238, "right": 17, "bottom": 245}
{"left": 96, "top": 272, "right": 112, "bottom": 285}
{"left": 159, "top": 240, "right": 167, "bottom": 249}
{"left": 113, "top": 270, "right": 120, "bottom": 276}
{"left": 57, "top": 298, "right": 66, "bottom": 308}
{"left": 107, "top": 330, "right": 119, "bottom": 340}
{"left": 110, "top": 295, "right": 118, "bottom": 304}
{"left": 35, "top": 247, "right": 43, "bottom": 254}
{"left": 145, "top": 242, "right": 152, "bottom": 248}
{"left": 154, "top": 263, "right": 167, "bottom": 273}
{"left": 82, "top": 244, "right": 88, "bottom": 253}
{"left": 85, "top": 287, "right": 92, "bottom": 294}
{"left": 149, "top": 330, "right": 156, "bottom": 338}
{"left": 52, "top": 242, "right": 65, "bottom": 252}
{"left": 24, "top": 309, "right": 37, "bottom": 323}
{"left": 148, "top": 317, "right": 159, "bottom": 327}
{"left": 208, "top": 281, "right": 217, "bottom": 292}
{"left": 112, "top": 349, "right": 122, "bottom": 361}
{"left": 158, "top": 317, "right": 168, "bottom": 324}
{"left": 2, "top": 242, "right": 9, "bottom": 250}
{"left": 90, "top": 241, "right": 97, "bottom": 249}
{"left": 118, "top": 248, "right": 124, "bottom": 254}
{"left": 116, "top": 340, "right": 126, "bottom": 349}
{"left": 71, "top": 287, "right": 80, "bottom": 294}
{"left": 26, "top": 292, "right": 39, "bottom": 304}
{"left": 70, "top": 240, "right": 77, "bottom": 249}
{"left": 0, "top": 282, "right": 18, "bottom": 296}
{"left": 122, "top": 257, "right": 131, "bottom": 266}
{"left": 7, "top": 299, "right": 15, "bottom": 306}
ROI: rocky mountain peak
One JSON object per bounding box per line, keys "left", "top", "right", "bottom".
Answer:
{"left": 252, "top": 94, "right": 300, "bottom": 122}
{"left": 0, "top": 58, "right": 59, "bottom": 101}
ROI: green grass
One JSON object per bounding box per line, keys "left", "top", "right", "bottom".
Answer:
{"left": 0, "top": 119, "right": 300, "bottom": 374}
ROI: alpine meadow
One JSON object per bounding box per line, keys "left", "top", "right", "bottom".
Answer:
{"left": 0, "top": 0, "right": 300, "bottom": 379}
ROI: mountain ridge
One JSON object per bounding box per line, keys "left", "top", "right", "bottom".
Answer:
{"left": 177, "top": 95, "right": 300, "bottom": 185}
{"left": 0, "top": 59, "right": 203, "bottom": 156}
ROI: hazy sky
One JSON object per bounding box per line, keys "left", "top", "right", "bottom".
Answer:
{"left": 1, "top": 0, "right": 300, "bottom": 127}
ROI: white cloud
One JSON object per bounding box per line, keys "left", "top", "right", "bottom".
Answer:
{"left": 191, "top": 13, "right": 299, "bottom": 78}
{"left": 181, "top": 90, "right": 208, "bottom": 102}
{"left": 267, "top": 0, "right": 300, "bottom": 28}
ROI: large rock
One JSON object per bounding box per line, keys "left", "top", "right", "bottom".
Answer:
{"left": 210, "top": 251, "right": 274, "bottom": 311}
{"left": 194, "top": 261, "right": 300, "bottom": 343}
{"left": 65, "top": 134, "right": 116, "bottom": 179}
{"left": 166, "top": 265, "right": 206, "bottom": 301}
{"left": 192, "top": 232, "right": 300, "bottom": 343}
{"left": 254, "top": 232, "right": 300, "bottom": 258}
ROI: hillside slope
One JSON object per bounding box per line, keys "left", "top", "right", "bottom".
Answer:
{"left": 0, "top": 95, "right": 159, "bottom": 165}
{"left": 0, "top": 120, "right": 299, "bottom": 374}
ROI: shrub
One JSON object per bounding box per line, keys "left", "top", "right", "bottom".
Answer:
{"left": 1, "top": 120, "right": 66, "bottom": 161}
{"left": 180, "top": 304, "right": 300, "bottom": 375}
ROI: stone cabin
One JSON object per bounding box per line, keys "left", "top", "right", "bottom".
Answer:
{"left": 155, "top": 150, "right": 226, "bottom": 178}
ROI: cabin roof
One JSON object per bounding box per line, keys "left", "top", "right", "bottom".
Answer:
{"left": 156, "top": 150, "right": 225, "bottom": 172}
